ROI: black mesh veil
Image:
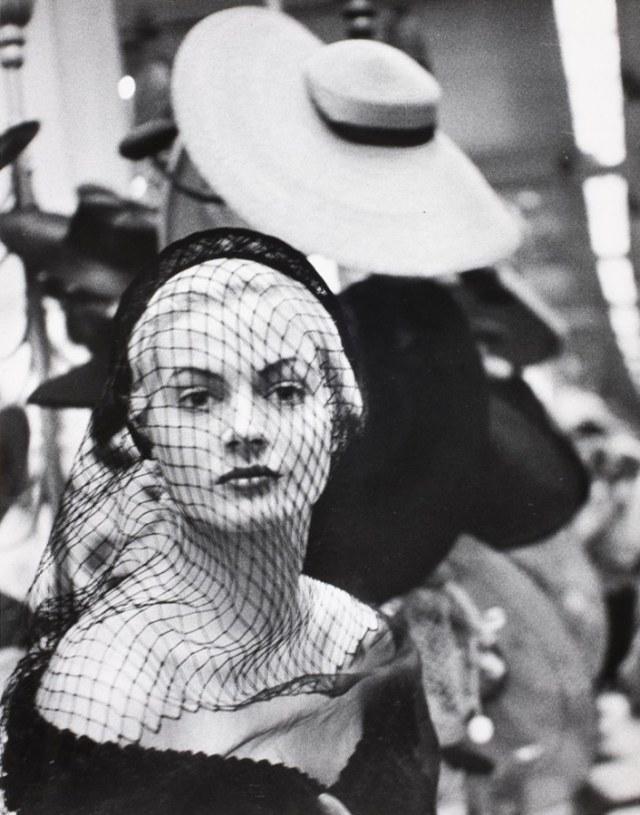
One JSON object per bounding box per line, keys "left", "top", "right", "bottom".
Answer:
{"left": 3, "top": 228, "right": 379, "bottom": 747}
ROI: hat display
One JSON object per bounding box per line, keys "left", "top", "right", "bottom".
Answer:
{"left": 43, "top": 197, "right": 158, "bottom": 298}
{"left": 118, "top": 118, "right": 178, "bottom": 162}
{"left": 0, "top": 193, "right": 158, "bottom": 300}
{"left": 172, "top": 7, "right": 521, "bottom": 275}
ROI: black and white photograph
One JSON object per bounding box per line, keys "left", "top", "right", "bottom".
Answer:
{"left": 1, "top": 0, "right": 640, "bottom": 813}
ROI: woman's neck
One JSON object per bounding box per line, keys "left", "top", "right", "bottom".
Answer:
{"left": 183, "top": 511, "right": 311, "bottom": 646}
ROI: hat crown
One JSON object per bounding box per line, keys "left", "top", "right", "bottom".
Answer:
{"left": 304, "top": 39, "right": 441, "bottom": 132}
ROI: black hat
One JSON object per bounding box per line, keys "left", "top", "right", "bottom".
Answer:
{"left": 469, "top": 376, "right": 590, "bottom": 549}
{"left": 450, "top": 267, "right": 564, "bottom": 368}
{"left": 0, "top": 191, "right": 157, "bottom": 299}
{"left": 306, "top": 275, "right": 490, "bottom": 603}
{"left": 28, "top": 355, "right": 109, "bottom": 410}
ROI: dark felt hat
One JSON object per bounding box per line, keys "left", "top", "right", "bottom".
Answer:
{"left": 28, "top": 354, "right": 109, "bottom": 410}
{"left": 468, "top": 376, "right": 590, "bottom": 549}
{"left": 42, "top": 197, "right": 158, "bottom": 299}
{"left": 449, "top": 267, "right": 564, "bottom": 368}
{"left": 0, "top": 192, "right": 157, "bottom": 299}
{"left": 306, "top": 274, "right": 491, "bottom": 603}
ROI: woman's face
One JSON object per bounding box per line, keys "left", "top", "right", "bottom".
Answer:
{"left": 139, "top": 279, "right": 334, "bottom": 533}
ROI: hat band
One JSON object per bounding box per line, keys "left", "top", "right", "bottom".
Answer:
{"left": 317, "top": 108, "right": 436, "bottom": 147}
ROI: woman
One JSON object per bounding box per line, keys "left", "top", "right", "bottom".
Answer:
{"left": 1, "top": 229, "right": 438, "bottom": 815}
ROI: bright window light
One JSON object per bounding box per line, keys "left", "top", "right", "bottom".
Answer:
{"left": 118, "top": 75, "right": 136, "bottom": 101}
{"left": 596, "top": 257, "right": 638, "bottom": 306}
{"left": 609, "top": 304, "right": 640, "bottom": 338}
{"left": 624, "top": 359, "right": 640, "bottom": 378}
{"left": 582, "top": 174, "right": 630, "bottom": 258}
{"left": 0, "top": 253, "right": 26, "bottom": 360}
{"left": 553, "top": 0, "right": 626, "bottom": 166}
{"left": 615, "top": 330, "right": 640, "bottom": 355}
{"left": 130, "top": 175, "right": 148, "bottom": 199}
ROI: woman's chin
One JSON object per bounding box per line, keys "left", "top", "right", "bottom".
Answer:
{"left": 205, "top": 500, "right": 290, "bottom": 535}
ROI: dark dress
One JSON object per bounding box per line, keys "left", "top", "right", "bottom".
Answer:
{"left": 1, "top": 626, "right": 439, "bottom": 815}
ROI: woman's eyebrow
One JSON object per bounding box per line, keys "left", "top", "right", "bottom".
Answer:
{"left": 259, "top": 358, "right": 302, "bottom": 381}
{"left": 167, "top": 367, "right": 225, "bottom": 385}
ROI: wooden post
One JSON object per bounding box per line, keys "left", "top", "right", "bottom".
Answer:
{"left": 342, "top": 0, "right": 378, "bottom": 39}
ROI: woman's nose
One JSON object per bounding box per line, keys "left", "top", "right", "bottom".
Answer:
{"left": 222, "top": 389, "right": 267, "bottom": 460}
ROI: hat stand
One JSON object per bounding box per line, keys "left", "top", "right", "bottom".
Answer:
{"left": 0, "top": 0, "right": 64, "bottom": 508}
{"left": 342, "top": 0, "right": 378, "bottom": 40}
{"left": 331, "top": 0, "right": 378, "bottom": 291}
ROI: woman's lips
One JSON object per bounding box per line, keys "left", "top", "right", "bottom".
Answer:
{"left": 218, "top": 466, "right": 281, "bottom": 489}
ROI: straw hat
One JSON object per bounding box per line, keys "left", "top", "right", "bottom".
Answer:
{"left": 172, "top": 7, "right": 522, "bottom": 275}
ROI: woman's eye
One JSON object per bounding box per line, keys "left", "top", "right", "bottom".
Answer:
{"left": 178, "top": 388, "right": 213, "bottom": 410}
{"left": 267, "top": 382, "right": 306, "bottom": 405}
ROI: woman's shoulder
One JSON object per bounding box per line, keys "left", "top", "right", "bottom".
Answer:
{"left": 36, "top": 612, "right": 168, "bottom": 744}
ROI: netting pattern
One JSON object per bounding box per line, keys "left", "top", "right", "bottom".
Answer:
{"left": 4, "top": 229, "right": 380, "bottom": 747}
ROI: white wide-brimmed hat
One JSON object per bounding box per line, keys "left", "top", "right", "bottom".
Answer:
{"left": 172, "top": 7, "right": 522, "bottom": 276}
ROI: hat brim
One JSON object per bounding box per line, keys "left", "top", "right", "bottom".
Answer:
{"left": 28, "top": 356, "right": 108, "bottom": 409}
{"left": 0, "top": 121, "right": 39, "bottom": 171}
{"left": 0, "top": 210, "right": 69, "bottom": 273}
{"left": 468, "top": 377, "right": 590, "bottom": 548}
{"left": 450, "top": 268, "right": 565, "bottom": 367}
{"left": 172, "top": 8, "right": 522, "bottom": 275}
